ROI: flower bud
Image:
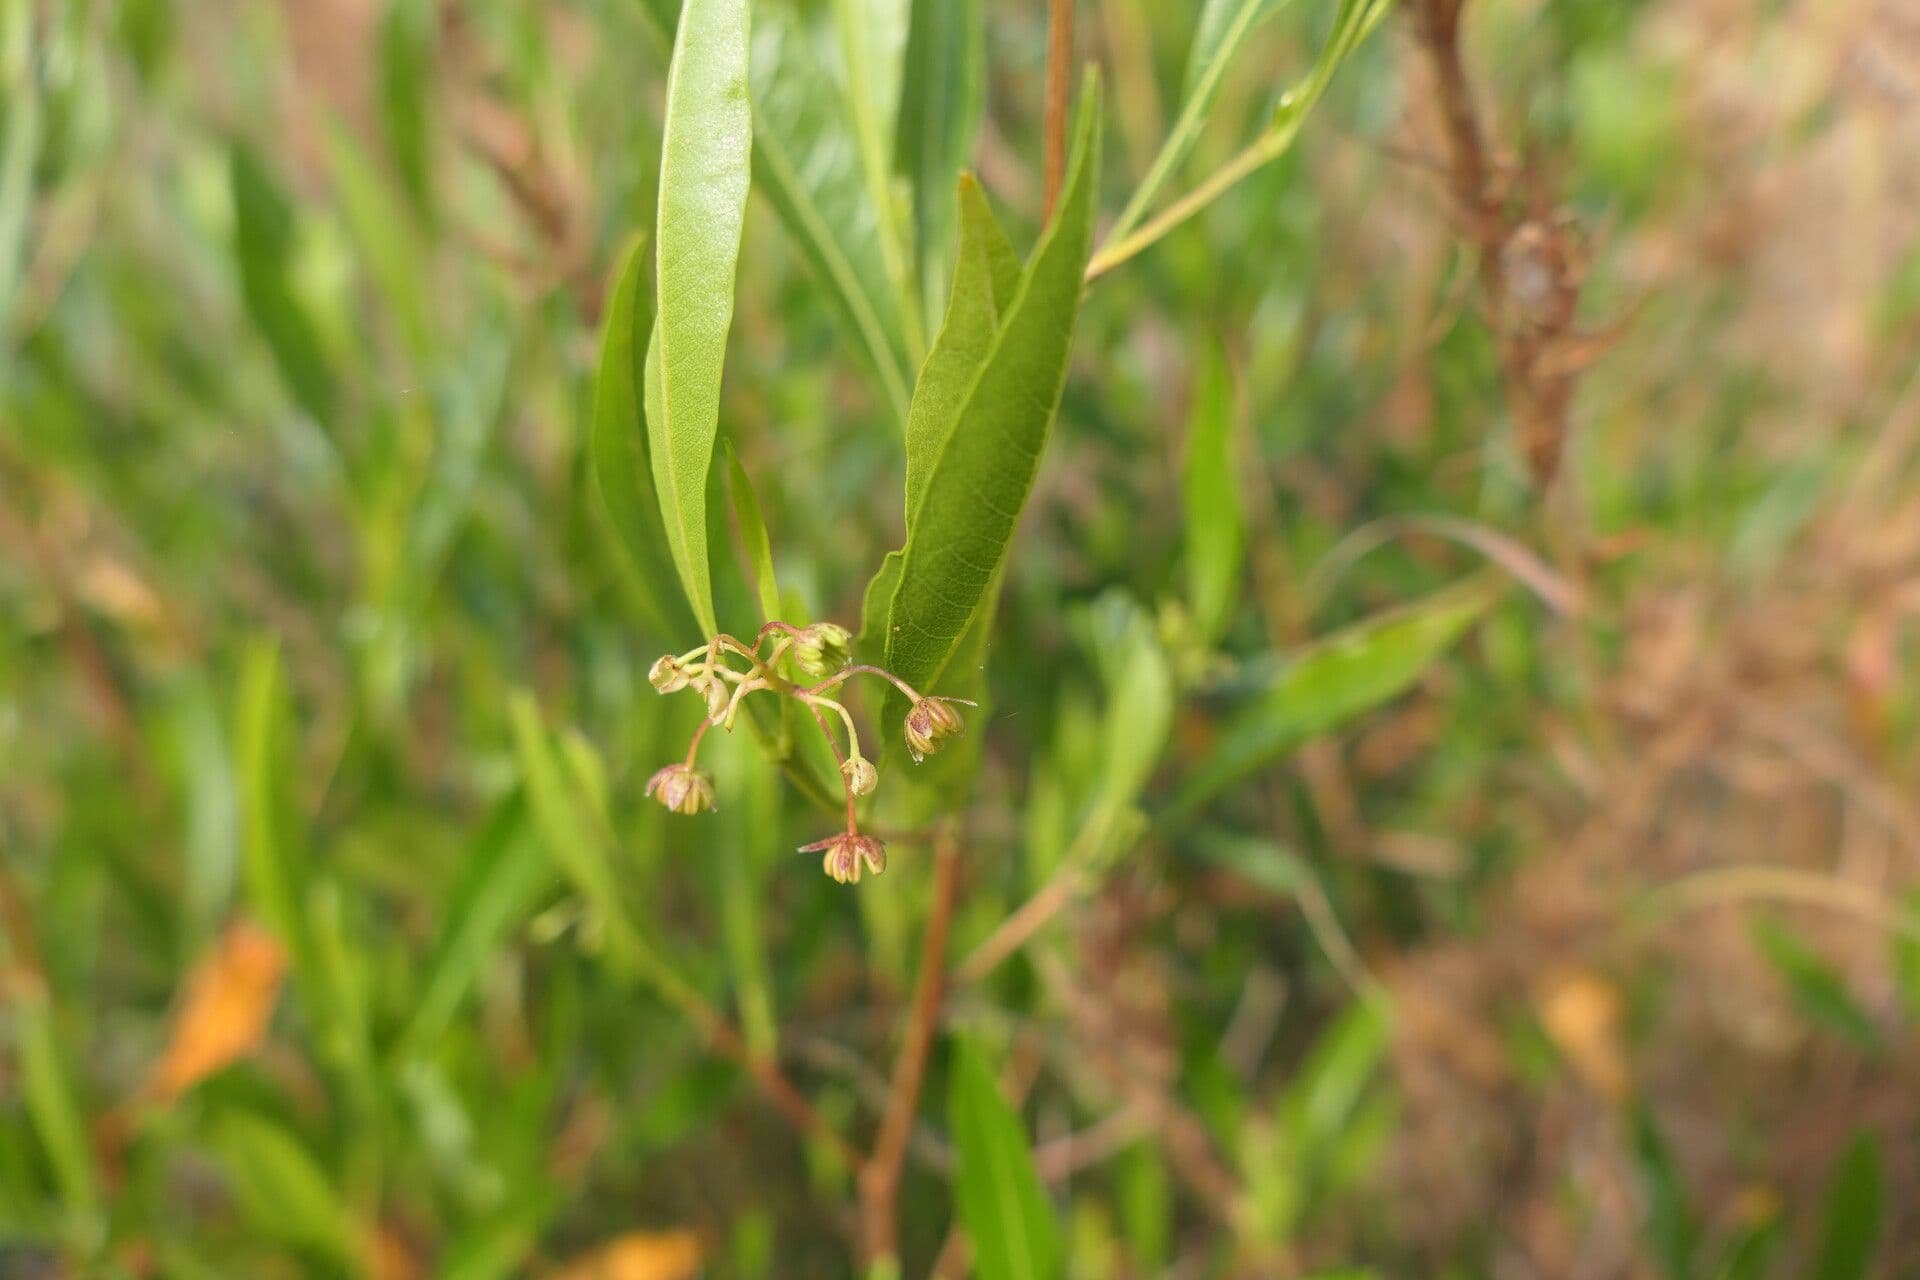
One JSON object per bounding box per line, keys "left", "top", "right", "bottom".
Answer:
{"left": 799, "top": 831, "right": 887, "bottom": 884}
{"left": 696, "top": 674, "right": 730, "bottom": 722}
{"left": 841, "top": 755, "right": 878, "bottom": 797}
{"left": 645, "top": 763, "right": 716, "bottom": 815}
{"left": 903, "top": 696, "right": 970, "bottom": 762}
{"left": 791, "top": 623, "right": 852, "bottom": 678}
{"left": 649, "top": 655, "right": 691, "bottom": 694}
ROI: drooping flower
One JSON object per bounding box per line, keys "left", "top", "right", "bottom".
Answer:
{"left": 800, "top": 831, "right": 887, "bottom": 884}
{"left": 902, "top": 696, "right": 973, "bottom": 762}
{"left": 648, "top": 654, "right": 692, "bottom": 694}
{"left": 841, "top": 755, "right": 878, "bottom": 796}
{"left": 645, "top": 763, "right": 716, "bottom": 815}
{"left": 791, "top": 623, "right": 853, "bottom": 678}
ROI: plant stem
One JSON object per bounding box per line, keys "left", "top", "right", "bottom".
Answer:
{"left": 859, "top": 824, "right": 963, "bottom": 1266}
{"left": 1043, "top": 0, "right": 1075, "bottom": 219}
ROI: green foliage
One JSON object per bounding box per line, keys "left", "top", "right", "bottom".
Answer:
{"left": 881, "top": 81, "right": 1102, "bottom": 695}
{"left": 949, "top": 1038, "right": 1060, "bottom": 1280}
{"left": 5, "top": 0, "right": 1908, "bottom": 1275}
{"left": 647, "top": 0, "right": 754, "bottom": 635}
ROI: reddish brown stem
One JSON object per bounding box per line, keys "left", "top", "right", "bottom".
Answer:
{"left": 1042, "top": 0, "right": 1075, "bottom": 218}
{"left": 858, "top": 825, "right": 963, "bottom": 1265}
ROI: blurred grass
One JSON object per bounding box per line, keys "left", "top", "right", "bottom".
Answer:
{"left": 2, "top": 0, "right": 1920, "bottom": 1276}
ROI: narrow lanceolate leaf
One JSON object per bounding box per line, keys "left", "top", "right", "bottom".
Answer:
{"left": 882, "top": 80, "right": 1102, "bottom": 696}
{"left": 1114, "top": 0, "right": 1290, "bottom": 240}
{"left": 858, "top": 175, "right": 1018, "bottom": 662}
{"left": 724, "top": 440, "right": 781, "bottom": 622}
{"left": 1812, "top": 1133, "right": 1881, "bottom": 1280}
{"left": 235, "top": 642, "right": 311, "bottom": 970}
{"left": 751, "top": 0, "right": 912, "bottom": 423}
{"left": 590, "top": 233, "right": 697, "bottom": 643}
{"left": 1167, "top": 579, "right": 1497, "bottom": 819}
{"left": 229, "top": 145, "right": 336, "bottom": 424}
{"left": 949, "top": 1039, "right": 1059, "bottom": 1280}
{"left": 893, "top": 0, "right": 984, "bottom": 316}
{"left": 205, "top": 1111, "right": 353, "bottom": 1261}
{"left": 647, "top": 0, "right": 753, "bottom": 637}
{"left": 1182, "top": 342, "right": 1244, "bottom": 643}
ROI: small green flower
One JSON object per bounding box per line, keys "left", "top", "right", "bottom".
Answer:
{"left": 791, "top": 623, "right": 852, "bottom": 678}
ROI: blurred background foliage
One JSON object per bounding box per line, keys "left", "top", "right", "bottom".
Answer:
{"left": 3, "top": 0, "right": 1920, "bottom": 1276}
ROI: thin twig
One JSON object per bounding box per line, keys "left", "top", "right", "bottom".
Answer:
{"left": 860, "top": 823, "right": 964, "bottom": 1266}
{"left": 1043, "top": 0, "right": 1076, "bottom": 218}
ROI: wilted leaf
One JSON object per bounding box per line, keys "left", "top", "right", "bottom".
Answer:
{"left": 1536, "top": 969, "right": 1628, "bottom": 1103}
{"left": 144, "top": 919, "right": 287, "bottom": 1103}
{"left": 548, "top": 1230, "right": 704, "bottom": 1280}
{"left": 646, "top": 0, "right": 753, "bottom": 635}
{"left": 949, "top": 1038, "right": 1059, "bottom": 1280}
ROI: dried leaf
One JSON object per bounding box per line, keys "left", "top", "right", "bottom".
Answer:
{"left": 548, "top": 1231, "right": 704, "bottom": 1280}
{"left": 144, "top": 919, "right": 287, "bottom": 1102}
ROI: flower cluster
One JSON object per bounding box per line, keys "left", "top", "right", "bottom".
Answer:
{"left": 643, "top": 621, "right": 973, "bottom": 884}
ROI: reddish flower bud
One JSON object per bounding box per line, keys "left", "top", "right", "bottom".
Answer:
{"left": 903, "top": 696, "right": 972, "bottom": 762}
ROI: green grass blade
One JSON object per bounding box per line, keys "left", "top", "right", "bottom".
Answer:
{"left": 949, "top": 1038, "right": 1060, "bottom": 1280}
{"left": 1182, "top": 341, "right": 1244, "bottom": 643}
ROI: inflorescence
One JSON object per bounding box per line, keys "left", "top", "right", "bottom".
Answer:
{"left": 644, "top": 622, "right": 973, "bottom": 885}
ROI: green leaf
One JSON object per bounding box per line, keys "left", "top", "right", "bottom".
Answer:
{"left": 1751, "top": 918, "right": 1878, "bottom": 1051}
{"left": 1714, "top": 1217, "right": 1783, "bottom": 1280}
{"left": 883, "top": 78, "right": 1102, "bottom": 697}
{"left": 832, "top": 0, "right": 921, "bottom": 360}
{"left": 1278, "top": 994, "right": 1390, "bottom": 1157}
{"left": 750, "top": 0, "right": 912, "bottom": 422}
{"left": 949, "top": 1038, "right": 1060, "bottom": 1280}
{"left": 323, "top": 120, "right": 430, "bottom": 363}
{"left": 858, "top": 174, "right": 1018, "bottom": 664}
{"left": 893, "top": 0, "right": 984, "bottom": 312}
{"left": 1167, "top": 580, "right": 1496, "bottom": 820}
{"left": 1073, "top": 592, "right": 1174, "bottom": 868}
{"left": 1182, "top": 341, "right": 1244, "bottom": 643}
{"left": 1113, "top": 0, "right": 1289, "bottom": 240}
{"left": 1812, "top": 1133, "right": 1881, "bottom": 1280}
{"left": 507, "top": 692, "right": 648, "bottom": 971}
{"left": 229, "top": 144, "right": 337, "bottom": 424}
{"left": 376, "top": 0, "right": 436, "bottom": 222}
{"left": 402, "top": 793, "right": 547, "bottom": 1054}
{"left": 1631, "top": 1106, "right": 1697, "bottom": 1280}
{"left": 590, "top": 232, "right": 698, "bottom": 642}
{"left": 235, "top": 641, "right": 311, "bottom": 970}
{"left": 0, "top": 0, "right": 41, "bottom": 330}
{"left": 204, "top": 1111, "right": 353, "bottom": 1261}
{"left": 14, "top": 983, "right": 97, "bottom": 1222}
{"left": 724, "top": 440, "right": 781, "bottom": 623}
{"left": 646, "top": 0, "right": 753, "bottom": 636}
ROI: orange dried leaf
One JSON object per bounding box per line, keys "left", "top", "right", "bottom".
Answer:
{"left": 548, "top": 1231, "right": 704, "bottom": 1280}
{"left": 144, "top": 920, "right": 287, "bottom": 1102}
